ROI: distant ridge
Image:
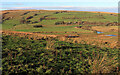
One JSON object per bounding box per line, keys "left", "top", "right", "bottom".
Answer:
{"left": 1, "top": 9, "right": 118, "bottom": 14}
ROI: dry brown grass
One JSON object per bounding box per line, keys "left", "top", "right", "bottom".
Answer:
{"left": 2, "top": 30, "right": 118, "bottom": 48}
{"left": 88, "top": 53, "right": 118, "bottom": 73}
{"left": 68, "top": 34, "right": 118, "bottom": 48}
{"left": 46, "top": 39, "right": 56, "bottom": 50}
{"left": 92, "top": 26, "right": 118, "bottom": 33}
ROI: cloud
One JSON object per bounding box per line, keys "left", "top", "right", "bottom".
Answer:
{"left": 2, "top": 6, "right": 118, "bottom": 9}
{"left": 12, "top": 7, "right": 32, "bottom": 9}
{"left": 61, "top": 6, "right": 74, "bottom": 7}
{"left": 0, "top": 3, "right": 23, "bottom": 6}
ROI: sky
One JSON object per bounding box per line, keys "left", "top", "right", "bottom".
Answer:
{"left": 0, "top": 0, "right": 119, "bottom": 2}
{"left": 0, "top": 0, "right": 119, "bottom": 13}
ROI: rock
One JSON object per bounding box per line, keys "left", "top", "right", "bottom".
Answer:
{"left": 33, "top": 25, "right": 43, "bottom": 28}
{"left": 55, "top": 21, "right": 65, "bottom": 25}
{"left": 26, "top": 16, "right": 33, "bottom": 19}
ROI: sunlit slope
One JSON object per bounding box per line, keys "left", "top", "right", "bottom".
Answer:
{"left": 2, "top": 10, "right": 118, "bottom": 33}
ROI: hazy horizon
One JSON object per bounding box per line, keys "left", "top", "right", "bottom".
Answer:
{"left": 0, "top": 2, "right": 118, "bottom": 13}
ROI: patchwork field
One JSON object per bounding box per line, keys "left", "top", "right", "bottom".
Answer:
{"left": 1, "top": 10, "right": 118, "bottom": 48}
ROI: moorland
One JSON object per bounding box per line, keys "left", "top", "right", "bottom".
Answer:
{"left": 1, "top": 10, "right": 119, "bottom": 74}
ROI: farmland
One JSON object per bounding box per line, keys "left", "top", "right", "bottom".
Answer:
{"left": 1, "top": 10, "right": 119, "bottom": 74}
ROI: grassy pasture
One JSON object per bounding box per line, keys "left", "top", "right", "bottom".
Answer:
{"left": 2, "top": 10, "right": 118, "bottom": 30}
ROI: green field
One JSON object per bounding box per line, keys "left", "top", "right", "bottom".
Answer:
{"left": 2, "top": 10, "right": 118, "bottom": 33}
